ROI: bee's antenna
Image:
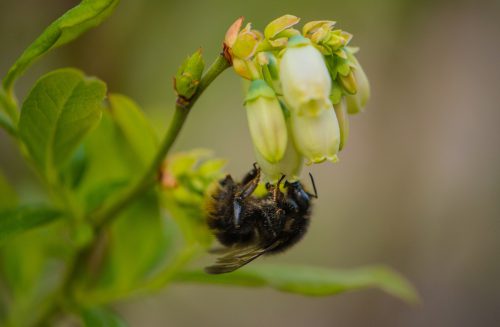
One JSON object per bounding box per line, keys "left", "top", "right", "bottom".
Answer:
{"left": 308, "top": 172, "right": 318, "bottom": 198}
{"left": 277, "top": 174, "right": 286, "bottom": 188}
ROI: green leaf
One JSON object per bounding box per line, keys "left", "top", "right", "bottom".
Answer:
{"left": 77, "top": 108, "right": 153, "bottom": 211}
{"left": 2, "top": 0, "right": 120, "bottom": 90}
{"left": 1, "top": 219, "right": 70, "bottom": 326}
{"left": 77, "top": 192, "right": 171, "bottom": 301}
{"left": 60, "top": 145, "right": 88, "bottom": 189}
{"left": 104, "top": 192, "right": 169, "bottom": 287}
{"left": 84, "top": 180, "right": 128, "bottom": 213}
{"left": 174, "top": 264, "right": 419, "bottom": 303}
{"left": 77, "top": 96, "right": 156, "bottom": 210}
{"left": 108, "top": 94, "right": 158, "bottom": 167}
{"left": 0, "top": 172, "right": 17, "bottom": 209}
{"left": 70, "top": 98, "right": 169, "bottom": 301}
{"left": 0, "top": 206, "right": 64, "bottom": 244}
{"left": 18, "top": 68, "right": 106, "bottom": 181}
{"left": 81, "top": 307, "right": 128, "bottom": 327}
{"left": 78, "top": 113, "right": 136, "bottom": 199}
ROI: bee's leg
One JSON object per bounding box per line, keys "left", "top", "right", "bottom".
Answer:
{"left": 233, "top": 200, "right": 243, "bottom": 228}
{"left": 233, "top": 166, "right": 261, "bottom": 227}
{"left": 265, "top": 174, "right": 286, "bottom": 202}
{"left": 236, "top": 166, "right": 261, "bottom": 199}
{"left": 271, "top": 174, "right": 286, "bottom": 202}
{"left": 240, "top": 163, "right": 260, "bottom": 186}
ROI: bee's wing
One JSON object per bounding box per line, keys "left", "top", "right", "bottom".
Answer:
{"left": 207, "top": 246, "right": 229, "bottom": 254}
{"left": 204, "top": 241, "right": 282, "bottom": 274}
{"left": 205, "top": 245, "right": 266, "bottom": 274}
{"left": 204, "top": 245, "right": 267, "bottom": 274}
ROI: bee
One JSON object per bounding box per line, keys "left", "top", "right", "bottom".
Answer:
{"left": 204, "top": 164, "right": 317, "bottom": 274}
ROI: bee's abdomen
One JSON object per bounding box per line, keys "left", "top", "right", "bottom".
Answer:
{"left": 205, "top": 182, "right": 257, "bottom": 246}
{"left": 266, "top": 202, "right": 312, "bottom": 254}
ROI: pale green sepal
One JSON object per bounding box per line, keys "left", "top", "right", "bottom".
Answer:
{"left": 264, "top": 15, "right": 300, "bottom": 40}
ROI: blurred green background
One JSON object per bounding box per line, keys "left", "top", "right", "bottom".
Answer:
{"left": 1, "top": 0, "right": 500, "bottom": 326}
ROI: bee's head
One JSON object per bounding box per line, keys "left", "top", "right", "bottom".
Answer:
{"left": 286, "top": 180, "right": 314, "bottom": 209}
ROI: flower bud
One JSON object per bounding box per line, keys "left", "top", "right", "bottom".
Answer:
{"left": 244, "top": 80, "right": 288, "bottom": 163}
{"left": 264, "top": 14, "right": 301, "bottom": 48}
{"left": 174, "top": 49, "right": 205, "bottom": 99}
{"left": 223, "top": 17, "right": 264, "bottom": 79}
{"left": 290, "top": 101, "right": 340, "bottom": 164}
{"left": 224, "top": 17, "right": 244, "bottom": 49}
{"left": 303, "top": 21, "right": 352, "bottom": 55}
{"left": 231, "top": 23, "right": 263, "bottom": 60}
{"left": 303, "top": 20, "right": 336, "bottom": 37}
{"left": 279, "top": 35, "right": 332, "bottom": 117}
{"left": 233, "top": 57, "right": 260, "bottom": 80}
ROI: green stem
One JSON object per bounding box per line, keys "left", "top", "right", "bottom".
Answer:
{"left": 63, "top": 55, "right": 230, "bottom": 304}
{"left": 0, "top": 88, "right": 19, "bottom": 125}
{"left": 0, "top": 89, "right": 19, "bottom": 137}
{"left": 0, "top": 113, "right": 16, "bottom": 137}
{"left": 91, "top": 54, "right": 230, "bottom": 229}
{"left": 35, "top": 53, "right": 230, "bottom": 326}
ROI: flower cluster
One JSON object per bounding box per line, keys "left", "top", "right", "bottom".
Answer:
{"left": 160, "top": 149, "right": 226, "bottom": 245}
{"left": 224, "top": 15, "right": 370, "bottom": 183}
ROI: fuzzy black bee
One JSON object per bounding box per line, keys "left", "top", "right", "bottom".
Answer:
{"left": 204, "top": 164, "right": 317, "bottom": 274}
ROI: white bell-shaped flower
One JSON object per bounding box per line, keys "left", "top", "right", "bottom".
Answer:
{"left": 254, "top": 119, "right": 303, "bottom": 183}
{"left": 290, "top": 100, "right": 340, "bottom": 164}
{"left": 245, "top": 80, "right": 288, "bottom": 163}
{"left": 279, "top": 35, "right": 332, "bottom": 117}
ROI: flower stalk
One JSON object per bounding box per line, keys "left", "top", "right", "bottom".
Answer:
{"left": 54, "top": 54, "right": 231, "bottom": 313}
{"left": 91, "top": 54, "right": 230, "bottom": 229}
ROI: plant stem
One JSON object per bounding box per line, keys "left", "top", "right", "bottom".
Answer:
{"left": 0, "top": 88, "right": 19, "bottom": 125}
{"left": 91, "top": 54, "right": 230, "bottom": 229}
{"left": 35, "top": 53, "right": 230, "bottom": 326}
{"left": 0, "top": 89, "right": 18, "bottom": 137}
{"left": 0, "top": 114, "right": 16, "bottom": 137}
